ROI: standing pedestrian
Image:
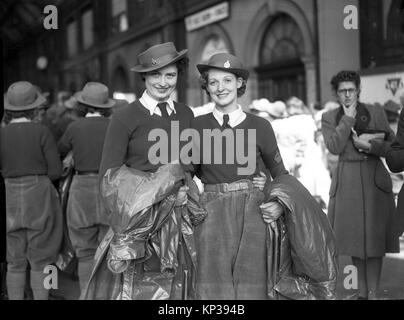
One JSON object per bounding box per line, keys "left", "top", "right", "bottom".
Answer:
{"left": 386, "top": 107, "right": 404, "bottom": 238}
{"left": 192, "top": 53, "right": 287, "bottom": 299}
{"left": 83, "top": 42, "right": 198, "bottom": 300}
{"left": 57, "top": 82, "right": 115, "bottom": 294}
{"left": 321, "top": 70, "right": 400, "bottom": 300}
{"left": 1, "top": 81, "right": 63, "bottom": 300}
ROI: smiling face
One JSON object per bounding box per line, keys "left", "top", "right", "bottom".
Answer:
{"left": 336, "top": 81, "right": 359, "bottom": 108}
{"left": 206, "top": 69, "right": 242, "bottom": 109}
{"left": 144, "top": 64, "right": 178, "bottom": 101}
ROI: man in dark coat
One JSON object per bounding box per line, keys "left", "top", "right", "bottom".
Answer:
{"left": 386, "top": 107, "right": 404, "bottom": 238}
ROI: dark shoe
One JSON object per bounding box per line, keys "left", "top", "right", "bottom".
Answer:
{"left": 49, "top": 289, "right": 65, "bottom": 300}
{"left": 357, "top": 296, "right": 368, "bottom": 300}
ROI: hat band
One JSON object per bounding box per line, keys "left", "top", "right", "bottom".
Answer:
{"left": 141, "top": 53, "right": 179, "bottom": 70}
{"left": 82, "top": 95, "right": 108, "bottom": 106}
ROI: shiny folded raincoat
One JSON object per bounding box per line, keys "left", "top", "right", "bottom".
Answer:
{"left": 265, "top": 175, "right": 338, "bottom": 300}
{"left": 81, "top": 163, "right": 207, "bottom": 300}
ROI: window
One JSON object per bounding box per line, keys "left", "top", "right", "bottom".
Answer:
{"left": 67, "top": 20, "right": 78, "bottom": 57}
{"left": 360, "top": 0, "right": 404, "bottom": 68}
{"left": 112, "top": 0, "right": 128, "bottom": 33}
{"left": 256, "top": 14, "right": 306, "bottom": 102}
{"left": 82, "top": 9, "right": 94, "bottom": 50}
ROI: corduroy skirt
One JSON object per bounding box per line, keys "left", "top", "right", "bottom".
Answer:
{"left": 195, "top": 180, "right": 267, "bottom": 300}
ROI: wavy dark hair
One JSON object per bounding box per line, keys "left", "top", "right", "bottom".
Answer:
{"left": 140, "top": 57, "right": 189, "bottom": 81}
{"left": 76, "top": 102, "right": 112, "bottom": 118}
{"left": 331, "top": 70, "right": 361, "bottom": 97}
{"left": 199, "top": 70, "right": 247, "bottom": 98}
{"left": 3, "top": 109, "right": 38, "bottom": 125}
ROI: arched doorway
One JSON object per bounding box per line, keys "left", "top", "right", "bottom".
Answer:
{"left": 112, "top": 66, "right": 135, "bottom": 103}
{"left": 256, "top": 14, "right": 306, "bottom": 102}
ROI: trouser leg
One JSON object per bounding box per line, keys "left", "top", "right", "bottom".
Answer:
{"left": 6, "top": 270, "right": 26, "bottom": 300}
{"left": 30, "top": 270, "right": 48, "bottom": 300}
{"left": 78, "top": 258, "right": 94, "bottom": 293}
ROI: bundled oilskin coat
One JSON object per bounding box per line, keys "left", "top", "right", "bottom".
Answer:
{"left": 81, "top": 163, "right": 207, "bottom": 300}
{"left": 265, "top": 174, "right": 338, "bottom": 300}
{"left": 322, "top": 103, "right": 400, "bottom": 258}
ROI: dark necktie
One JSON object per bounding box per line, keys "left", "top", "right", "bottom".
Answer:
{"left": 157, "top": 102, "right": 169, "bottom": 119}
{"left": 222, "top": 114, "right": 231, "bottom": 129}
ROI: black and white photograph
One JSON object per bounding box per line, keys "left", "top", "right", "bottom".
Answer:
{"left": 0, "top": 0, "right": 404, "bottom": 309}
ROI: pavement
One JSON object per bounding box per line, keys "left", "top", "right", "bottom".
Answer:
{"left": 52, "top": 238, "right": 404, "bottom": 300}
{"left": 3, "top": 237, "right": 404, "bottom": 300}
{"left": 336, "top": 236, "right": 404, "bottom": 300}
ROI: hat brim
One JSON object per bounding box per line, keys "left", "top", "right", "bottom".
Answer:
{"left": 130, "top": 49, "right": 188, "bottom": 73}
{"left": 4, "top": 93, "right": 46, "bottom": 111}
{"left": 196, "top": 64, "right": 249, "bottom": 80}
{"left": 76, "top": 92, "right": 115, "bottom": 109}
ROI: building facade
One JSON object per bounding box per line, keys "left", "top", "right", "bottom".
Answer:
{"left": 2, "top": 0, "right": 404, "bottom": 109}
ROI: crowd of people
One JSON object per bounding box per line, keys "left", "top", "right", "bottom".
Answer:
{"left": 1, "top": 42, "right": 403, "bottom": 300}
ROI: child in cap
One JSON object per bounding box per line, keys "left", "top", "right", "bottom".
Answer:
{"left": 1, "top": 81, "right": 63, "bottom": 300}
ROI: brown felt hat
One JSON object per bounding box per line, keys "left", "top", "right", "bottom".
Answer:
{"left": 197, "top": 53, "right": 249, "bottom": 80}
{"left": 4, "top": 81, "right": 47, "bottom": 111}
{"left": 130, "top": 42, "right": 188, "bottom": 73}
{"left": 75, "top": 82, "right": 115, "bottom": 108}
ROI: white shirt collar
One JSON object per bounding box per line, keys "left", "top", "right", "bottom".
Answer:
{"left": 139, "top": 90, "right": 176, "bottom": 116}
{"left": 10, "top": 117, "right": 31, "bottom": 124}
{"left": 212, "top": 105, "right": 246, "bottom": 128}
{"left": 85, "top": 112, "right": 102, "bottom": 118}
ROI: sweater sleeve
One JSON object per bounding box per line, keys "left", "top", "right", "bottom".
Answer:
{"left": 99, "top": 114, "right": 130, "bottom": 178}
{"left": 41, "top": 127, "right": 63, "bottom": 181}
{"left": 321, "top": 113, "right": 356, "bottom": 155}
{"left": 386, "top": 109, "right": 404, "bottom": 172}
{"left": 259, "top": 120, "right": 288, "bottom": 179}
{"left": 57, "top": 124, "right": 73, "bottom": 159}
{"left": 368, "top": 106, "right": 395, "bottom": 157}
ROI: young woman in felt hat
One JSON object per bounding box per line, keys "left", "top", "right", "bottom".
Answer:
{"left": 82, "top": 42, "right": 200, "bottom": 300}
{"left": 1, "top": 81, "right": 63, "bottom": 300}
{"left": 57, "top": 82, "right": 115, "bottom": 293}
{"left": 192, "top": 53, "right": 288, "bottom": 299}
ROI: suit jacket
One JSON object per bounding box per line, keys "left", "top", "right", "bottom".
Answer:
{"left": 386, "top": 108, "right": 404, "bottom": 235}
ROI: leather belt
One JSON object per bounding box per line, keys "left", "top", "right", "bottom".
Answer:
{"left": 204, "top": 180, "right": 254, "bottom": 193}
{"left": 76, "top": 170, "right": 99, "bottom": 175}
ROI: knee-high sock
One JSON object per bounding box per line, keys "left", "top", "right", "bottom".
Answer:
{"left": 6, "top": 270, "right": 26, "bottom": 300}
{"left": 30, "top": 270, "right": 49, "bottom": 300}
{"left": 78, "top": 259, "right": 94, "bottom": 292}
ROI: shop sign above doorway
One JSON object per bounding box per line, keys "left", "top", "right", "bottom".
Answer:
{"left": 185, "top": 2, "right": 229, "bottom": 32}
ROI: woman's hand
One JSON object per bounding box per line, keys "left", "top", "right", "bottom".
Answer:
{"left": 259, "top": 200, "right": 284, "bottom": 224}
{"left": 352, "top": 134, "right": 371, "bottom": 153}
{"left": 175, "top": 185, "right": 189, "bottom": 206}
{"left": 252, "top": 171, "right": 267, "bottom": 191}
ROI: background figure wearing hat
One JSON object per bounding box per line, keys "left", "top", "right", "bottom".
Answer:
{"left": 248, "top": 98, "right": 286, "bottom": 122}
{"left": 192, "top": 53, "right": 288, "bottom": 299}
{"left": 322, "top": 71, "right": 399, "bottom": 300}
{"left": 83, "top": 42, "right": 196, "bottom": 300}
{"left": 57, "top": 82, "right": 115, "bottom": 294}
{"left": 40, "top": 92, "right": 81, "bottom": 144}
{"left": 1, "top": 81, "right": 63, "bottom": 300}
{"left": 271, "top": 97, "right": 331, "bottom": 209}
